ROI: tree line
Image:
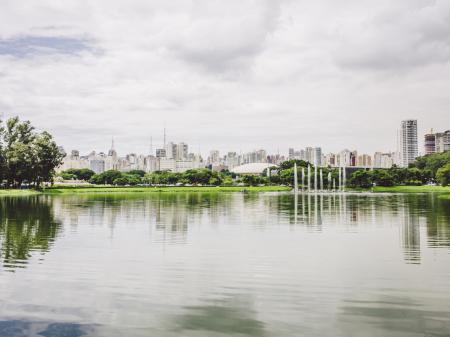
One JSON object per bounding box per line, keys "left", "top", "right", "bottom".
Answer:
{"left": 0, "top": 117, "right": 64, "bottom": 188}
{"left": 60, "top": 154, "right": 450, "bottom": 188}
{"left": 348, "top": 152, "right": 450, "bottom": 188}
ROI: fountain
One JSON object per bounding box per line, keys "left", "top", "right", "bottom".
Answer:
{"left": 301, "top": 167, "right": 305, "bottom": 191}
{"left": 342, "top": 167, "right": 346, "bottom": 191}
{"left": 327, "top": 172, "right": 332, "bottom": 191}
{"left": 314, "top": 165, "right": 318, "bottom": 192}
{"left": 338, "top": 167, "right": 342, "bottom": 191}
{"left": 293, "top": 163, "right": 299, "bottom": 194}
{"left": 307, "top": 165, "right": 311, "bottom": 192}
{"left": 320, "top": 169, "right": 323, "bottom": 191}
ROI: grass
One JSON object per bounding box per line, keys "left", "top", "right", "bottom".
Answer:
{"left": 43, "top": 185, "right": 292, "bottom": 194}
{"left": 372, "top": 185, "right": 450, "bottom": 193}
{"left": 0, "top": 189, "right": 40, "bottom": 196}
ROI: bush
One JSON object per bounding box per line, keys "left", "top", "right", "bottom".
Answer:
{"left": 436, "top": 163, "right": 450, "bottom": 186}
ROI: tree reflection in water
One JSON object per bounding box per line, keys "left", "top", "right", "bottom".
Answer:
{"left": 0, "top": 196, "right": 62, "bottom": 271}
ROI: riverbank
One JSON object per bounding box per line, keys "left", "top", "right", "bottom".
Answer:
{"left": 0, "top": 186, "right": 291, "bottom": 196}
{"left": 1, "top": 185, "right": 449, "bottom": 196}
{"left": 0, "top": 189, "right": 41, "bottom": 196}
{"left": 372, "top": 186, "right": 450, "bottom": 193}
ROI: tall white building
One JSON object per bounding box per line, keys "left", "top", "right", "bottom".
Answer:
{"left": 400, "top": 120, "right": 418, "bottom": 167}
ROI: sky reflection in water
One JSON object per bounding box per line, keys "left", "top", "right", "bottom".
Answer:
{"left": 0, "top": 192, "right": 450, "bottom": 337}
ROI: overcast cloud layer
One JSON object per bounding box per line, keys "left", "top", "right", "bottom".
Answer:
{"left": 0, "top": 0, "right": 449, "bottom": 156}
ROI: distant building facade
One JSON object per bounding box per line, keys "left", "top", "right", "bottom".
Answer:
{"left": 400, "top": 119, "right": 418, "bottom": 167}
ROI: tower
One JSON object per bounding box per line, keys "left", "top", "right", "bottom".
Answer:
{"left": 400, "top": 120, "right": 418, "bottom": 167}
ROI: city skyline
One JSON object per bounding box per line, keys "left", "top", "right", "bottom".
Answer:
{"left": 57, "top": 119, "right": 445, "bottom": 160}
{"left": 59, "top": 120, "right": 449, "bottom": 175}
{"left": 1, "top": 1, "right": 449, "bottom": 155}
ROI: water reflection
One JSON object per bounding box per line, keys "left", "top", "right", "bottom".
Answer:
{"left": 1, "top": 193, "right": 450, "bottom": 271}
{"left": 0, "top": 196, "right": 62, "bottom": 271}
{"left": 0, "top": 192, "right": 450, "bottom": 336}
{"left": 173, "top": 295, "right": 266, "bottom": 336}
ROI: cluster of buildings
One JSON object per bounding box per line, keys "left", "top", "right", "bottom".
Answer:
{"left": 58, "top": 120, "right": 448, "bottom": 175}
{"left": 424, "top": 129, "right": 450, "bottom": 155}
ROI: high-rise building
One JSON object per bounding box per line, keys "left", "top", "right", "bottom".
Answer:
{"left": 400, "top": 120, "right": 418, "bottom": 167}
{"left": 288, "top": 148, "right": 295, "bottom": 160}
{"left": 436, "top": 130, "right": 450, "bottom": 153}
{"left": 176, "top": 142, "right": 188, "bottom": 160}
{"left": 156, "top": 148, "right": 166, "bottom": 158}
{"left": 357, "top": 154, "right": 372, "bottom": 167}
{"left": 165, "top": 142, "right": 176, "bottom": 159}
{"left": 349, "top": 150, "right": 358, "bottom": 166}
{"left": 305, "top": 147, "right": 313, "bottom": 163}
{"left": 424, "top": 131, "right": 436, "bottom": 155}
{"left": 209, "top": 150, "right": 220, "bottom": 164}
{"left": 313, "top": 147, "right": 322, "bottom": 166}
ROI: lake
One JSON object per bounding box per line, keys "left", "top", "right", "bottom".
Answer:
{"left": 1, "top": 192, "right": 450, "bottom": 337}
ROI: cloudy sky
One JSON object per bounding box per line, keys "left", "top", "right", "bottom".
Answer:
{"left": 0, "top": 0, "right": 449, "bottom": 156}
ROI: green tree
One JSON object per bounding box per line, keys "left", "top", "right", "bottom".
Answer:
{"left": 436, "top": 163, "right": 450, "bottom": 186}
{"left": 348, "top": 170, "right": 373, "bottom": 188}
{"left": 0, "top": 116, "right": 63, "bottom": 188}
{"left": 113, "top": 174, "right": 142, "bottom": 186}
{"left": 371, "top": 170, "right": 395, "bottom": 187}
{"left": 90, "top": 170, "right": 123, "bottom": 185}
{"left": 127, "top": 170, "right": 146, "bottom": 177}
{"left": 33, "top": 131, "right": 64, "bottom": 186}
{"left": 64, "top": 168, "right": 96, "bottom": 181}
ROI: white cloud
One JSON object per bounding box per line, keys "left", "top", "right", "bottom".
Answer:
{"left": 0, "top": 0, "right": 449, "bottom": 156}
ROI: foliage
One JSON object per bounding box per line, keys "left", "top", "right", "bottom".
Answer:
{"left": 239, "top": 175, "right": 268, "bottom": 186}
{"left": 0, "top": 116, "right": 64, "bottom": 188}
{"left": 90, "top": 170, "right": 123, "bottom": 185}
{"left": 278, "top": 159, "right": 310, "bottom": 171}
{"left": 127, "top": 170, "right": 146, "bottom": 177}
{"left": 348, "top": 170, "right": 372, "bottom": 188}
{"left": 436, "top": 163, "right": 450, "bottom": 186}
{"left": 411, "top": 152, "right": 450, "bottom": 178}
{"left": 59, "top": 172, "right": 77, "bottom": 180}
{"left": 113, "top": 174, "right": 142, "bottom": 186}
{"left": 144, "top": 169, "right": 224, "bottom": 186}
{"left": 60, "top": 168, "right": 96, "bottom": 181}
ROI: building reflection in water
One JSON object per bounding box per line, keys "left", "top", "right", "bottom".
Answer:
{"left": 1, "top": 192, "right": 450, "bottom": 270}
{"left": 285, "top": 192, "right": 450, "bottom": 264}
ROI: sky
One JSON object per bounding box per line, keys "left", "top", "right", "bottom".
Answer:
{"left": 0, "top": 0, "right": 449, "bottom": 157}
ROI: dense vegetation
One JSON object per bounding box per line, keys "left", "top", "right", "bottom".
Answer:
{"left": 59, "top": 160, "right": 337, "bottom": 188}
{"left": 0, "top": 117, "right": 64, "bottom": 188}
{"left": 82, "top": 168, "right": 235, "bottom": 186}
{"left": 348, "top": 152, "right": 450, "bottom": 188}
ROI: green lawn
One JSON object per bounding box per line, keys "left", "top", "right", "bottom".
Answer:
{"left": 44, "top": 185, "right": 292, "bottom": 194}
{"left": 372, "top": 185, "right": 450, "bottom": 193}
{"left": 0, "top": 189, "right": 40, "bottom": 196}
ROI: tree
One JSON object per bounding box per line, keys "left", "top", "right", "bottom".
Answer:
{"left": 436, "top": 163, "right": 450, "bottom": 186}
{"left": 278, "top": 159, "right": 310, "bottom": 171}
{"left": 113, "top": 174, "right": 142, "bottom": 186}
{"left": 412, "top": 152, "right": 450, "bottom": 179}
{"left": 371, "top": 170, "right": 395, "bottom": 187}
{"left": 348, "top": 170, "right": 372, "bottom": 188}
{"left": 33, "top": 131, "right": 64, "bottom": 186}
{"left": 127, "top": 170, "right": 146, "bottom": 177}
{"left": 0, "top": 116, "right": 63, "bottom": 188}
{"left": 90, "top": 170, "right": 123, "bottom": 185}
{"left": 64, "top": 168, "right": 96, "bottom": 181}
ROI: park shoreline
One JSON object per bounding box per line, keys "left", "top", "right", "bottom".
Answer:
{"left": 1, "top": 185, "right": 449, "bottom": 196}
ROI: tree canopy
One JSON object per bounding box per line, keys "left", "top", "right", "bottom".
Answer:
{"left": 0, "top": 116, "right": 64, "bottom": 188}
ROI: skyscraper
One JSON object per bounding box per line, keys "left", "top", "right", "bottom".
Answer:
{"left": 424, "top": 131, "right": 436, "bottom": 155}
{"left": 400, "top": 120, "right": 418, "bottom": 167}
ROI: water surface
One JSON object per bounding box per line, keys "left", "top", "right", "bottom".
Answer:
{"left": 1, "top": 192, "right": 450, "bottom": 337}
